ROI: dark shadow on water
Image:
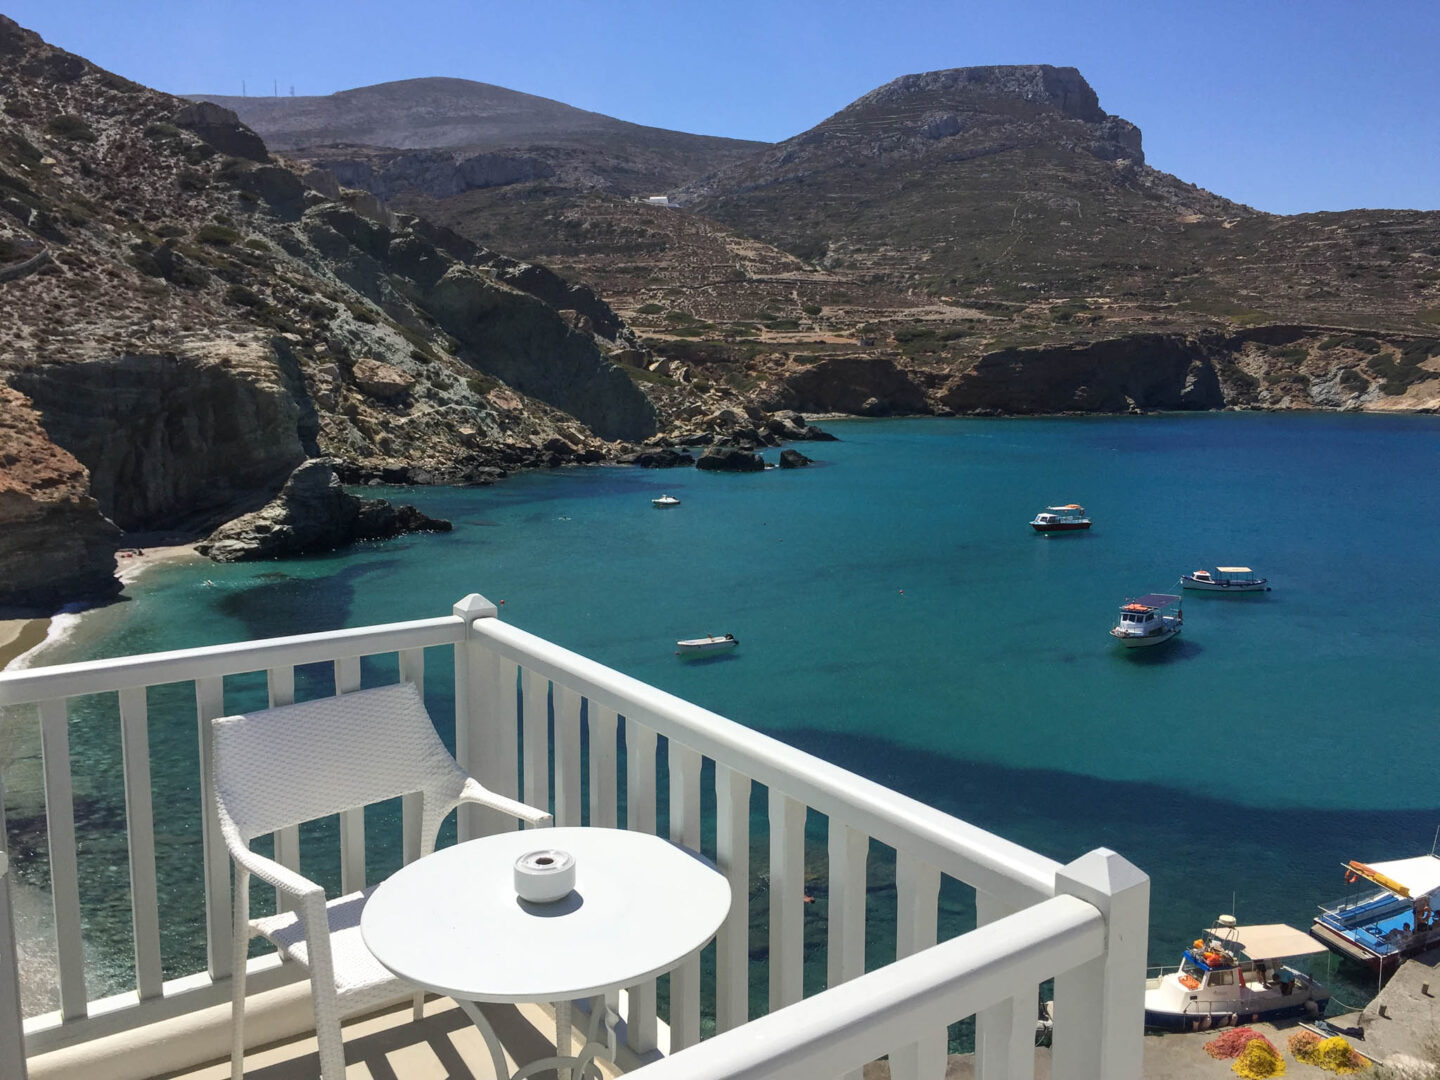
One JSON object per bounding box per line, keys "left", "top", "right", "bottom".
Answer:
{"left": 776, "top": 722, "right": 1440, "bottom": 1002}
{"left": 674, "top": 651, "right": 741, "bottom": 666}
{"left": 1115, "top": 636, "right": 1203, "bottom": 662}
{"left": 214, "top": 558, "right": 402, "bottom": 639}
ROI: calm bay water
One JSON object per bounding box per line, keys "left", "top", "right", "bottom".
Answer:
{"left": 10, "top": 412, "right": 1440, "bottom": 1013}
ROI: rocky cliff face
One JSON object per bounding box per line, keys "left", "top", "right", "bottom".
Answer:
{"left": 0, "top": 385, "right": 121, "bottom": 608}
{"left": 9, "top": 341, "right": 305, "bottom": 529}
{"left": 0, "top": 15, "right": 666, "bottom": 608}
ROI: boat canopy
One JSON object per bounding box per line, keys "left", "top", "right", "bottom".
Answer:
{"left": 1128, "top": 593, "right": 1179, "bottom": 609}
{"left": 1047, "top": 504, "right": 1084, "bottom": 511}
{"left": 1351, "top": 854, "right": 1440, "bottom": 900}
{"left": 1222, "top": 924, "right": 1329, "bottom": 961}
{"left": 1215, "top": 566, "right": 1253, "bottom": 574}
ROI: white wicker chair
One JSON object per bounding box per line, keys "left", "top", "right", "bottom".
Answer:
{"left": 211, "top": 681, "right": 551, "bottom": 1080}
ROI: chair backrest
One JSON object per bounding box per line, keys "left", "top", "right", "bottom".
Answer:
{"left": 212, "top": 682, "right": 468, "bottom": 842}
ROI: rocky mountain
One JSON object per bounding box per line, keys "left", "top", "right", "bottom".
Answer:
{"left": 255, "top": 65, "right": 1440, "bottom": 421}
{"left": 201, "top": 78, "right": 766, "bottom": 200}
{"left": 0, "top": 18, "right": 682, "bottom": 608}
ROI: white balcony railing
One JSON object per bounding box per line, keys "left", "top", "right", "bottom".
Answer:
{"left": 0, "top": 595, "right": 1149, "bottom": 1080}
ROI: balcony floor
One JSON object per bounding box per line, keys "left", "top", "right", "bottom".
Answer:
{"left": 154, "top": 997, "right": 625, "bottom": 1080}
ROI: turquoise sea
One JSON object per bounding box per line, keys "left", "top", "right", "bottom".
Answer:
{"left": 10, "top": 412, "right": 1440, "bottom": 1016}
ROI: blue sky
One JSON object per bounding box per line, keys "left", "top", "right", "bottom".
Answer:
{"left": 5, "top": 0, "right": 1437, "bottom": 215}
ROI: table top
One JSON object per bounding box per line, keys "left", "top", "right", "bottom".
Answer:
{"left": 360, "top": 826, "right": 732, "bottom": 1002}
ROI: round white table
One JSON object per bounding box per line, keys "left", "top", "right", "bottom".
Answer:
{"left": 361, "top": 826, "right": 731, "bottom": 1079}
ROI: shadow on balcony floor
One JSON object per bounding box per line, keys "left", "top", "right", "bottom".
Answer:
{"left": 155, "top": 996, "right": 624, "bottom": 1080}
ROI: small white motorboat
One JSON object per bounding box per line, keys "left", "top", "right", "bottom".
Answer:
{"left": 676, "top": 633, "right": 738, "bottom": 656}
{"left": 1110, "top": 593, "right": 1182, "bottom": 648}
{"left": 1182, "top": 566, "right": 1270, "bottom": 592}
{"left": 652, "top": 495, "right": 681, "bottom": 508}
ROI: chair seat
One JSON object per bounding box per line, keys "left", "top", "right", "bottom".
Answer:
{"left": 252, "top": 886, "right": 405, "bottom": 1003}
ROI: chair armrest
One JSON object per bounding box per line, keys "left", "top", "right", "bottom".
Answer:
{"left": 230, "top": 842, "right": 325, "bottom": 902}
{"left": 459, "top": 777, "right": 553, "bottom": 827}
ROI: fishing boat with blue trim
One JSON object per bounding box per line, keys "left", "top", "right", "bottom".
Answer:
{"left": 1309, "top": 853, "right": 1440, "bottom": 974}
{"left": 1144, "top": 916, "right": 1331, "bottom": 1031}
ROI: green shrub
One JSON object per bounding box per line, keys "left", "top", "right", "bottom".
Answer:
{"left": 224, "top": 284, "right": 262, "bottom": 308}
{"left": 46, "top": 114, "right": 96, "bottom": 142}
{"left": 1347, "top": 336, "right": 1382, "bottom": 354}
{"left": 664, "top": 310, "right": 696, "bottom": 324}
{"left": 636, "top": 302, "right": 664, "bottom": 315}
{"left": 243, "top": 237, "right": 270, "bottom": 252}
{"left": 801, "top": 303, "right": 822, "bottom": 317}
{"left": 466, "top": 373, "right": 499, "bottom": 396}
{"left": 196, "top": 223, "right": 239, "bottom": 246}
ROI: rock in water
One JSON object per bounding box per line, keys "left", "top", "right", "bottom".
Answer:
{"left": 696, "top": 446, "right": 765, "bottom": 472}
{"left": 196, "top": 459, "right": 449, "bottom": 562}
{"left": 778, "top": 448, "right": 812, "bottom": 468}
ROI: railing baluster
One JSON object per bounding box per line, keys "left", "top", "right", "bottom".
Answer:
{"left": 890, "top": 851, "right": 943, "bottom": 1080}
{"left": 624, "top": 721, "right": 659, "bottom": 1054}
{"left": 195, "top": 676, "right": 232, "bottom": 981}
{"left": 587, "top": 704, "right": 619, "bottom": 828}
{"left": 397, "top": 649, "right": 426, "bottom": 858}
{"left": 0, "top": 770, "right": 28, "bottom": 1080}
{"left": 118, "top": 686, "right": 163, "bottom": 1000}
{"left": 829, "top": 818, "right": 869, "bottom": 1080}
{"left": 38, "top": 698, "right": 86, "bottom": 1019}
{"left": 334, "top": 657, "right": 365, "bottom": 893}
{"left": 522, "top": 669, "right": 550, "bottom": 814}
{"left": 554, "top": 685, "right": 582, "bottom": 827}
{"left": 266, "top": 667, "right": 300, "bottom": 911}
{"left": 668, "top": 743, "right": 703, "bottom": 1050}
{"left": 714, "top": 764, "right": 751, "bottom": 1034}
{"left": 975, "top": 889, "right": 1035, "bottom": 1080}
{"left": 768, "top": 790, "right": 806, "bottom": 1013}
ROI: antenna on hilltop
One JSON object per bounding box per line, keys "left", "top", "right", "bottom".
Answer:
{"left": 273, "top": 79, "right": 278, "bottom": 97}
{"left": 290, "top": 84, "right": 295, "bottom": 96}
{"left": 241, "top": 80, "right": 246, "bottom": 97}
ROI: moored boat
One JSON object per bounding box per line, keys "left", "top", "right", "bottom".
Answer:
{"left": 1309, "top": 853, "right": 1440, "bottom": 974}
{"left": 1110, "top": 593, "right": 1182, "bottom": 648}
{"left": 1029, "top": 504, "right": 1091, "bottom": 533}
{"left": 652, "top": 494, "right": 681, "bottom": 507}
{"left": 675, "top": 633, "right": 738, "bottom": 656}
{"left": 1144, "top": 915, "right": 1331, "bottom": 1031}
{"left": 1182, "top": 566, "right": 1270, "bottom": 592}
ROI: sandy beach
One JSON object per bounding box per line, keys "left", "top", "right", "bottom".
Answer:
{"left": 0, "top": 541, "right": 201, "bottom": 672}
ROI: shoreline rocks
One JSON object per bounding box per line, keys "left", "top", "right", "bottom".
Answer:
{"left": 196, "top": 459, "right": 450, "bottom": 562}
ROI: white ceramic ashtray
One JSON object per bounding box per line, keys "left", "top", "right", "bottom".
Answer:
{"left": 513, "top": 848, "right": 576, "bottom": 903}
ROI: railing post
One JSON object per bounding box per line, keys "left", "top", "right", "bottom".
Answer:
{"left": 889, "top": 852, "right": 943, "bottom": 1080}
{"left": 453, "top": 593, "right": 501, "bottom": 840}
{"left": 1050, "top": 848, "right": 1149, "bottom": 1080}
{"left": 974, "top": 890, "right": 1036, "bottom": 1080}
{"left": 0, "top": 772, "right": 30, "bottom": 1080}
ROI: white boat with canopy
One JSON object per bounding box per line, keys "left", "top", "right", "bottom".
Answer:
{"left": 1311, "top": 852, "right": 1440, "bottom": 973}
{"left": 1182, "top": 566, "right": 1270, "bottom": 592}
{"left": 1145, "top": 916, "right": 1331, "bottom": 1031}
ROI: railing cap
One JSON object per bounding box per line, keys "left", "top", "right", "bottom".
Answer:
{"left": 453, "top": 593, "right": 499, "bottom": 622}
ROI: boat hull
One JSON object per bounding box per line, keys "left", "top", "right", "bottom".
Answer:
{"left": 1031, "top": 521, "right": 1091, "bottom": 532}
{"left": 1182, "top": 576, "right": 1268, "bottom": 592}
{"left": 676, "top": 637, "right": 738, "bottom": 656}
{"left": 1111, "top": 623, "right": 1181, "bottom": 648}
{"left": 1144, "top": 996, "right": 1328, "bottom": 1032}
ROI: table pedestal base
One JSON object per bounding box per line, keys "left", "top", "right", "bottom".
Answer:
{"left": 454, "top": 994, "right": 617, "bottom": 1080}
